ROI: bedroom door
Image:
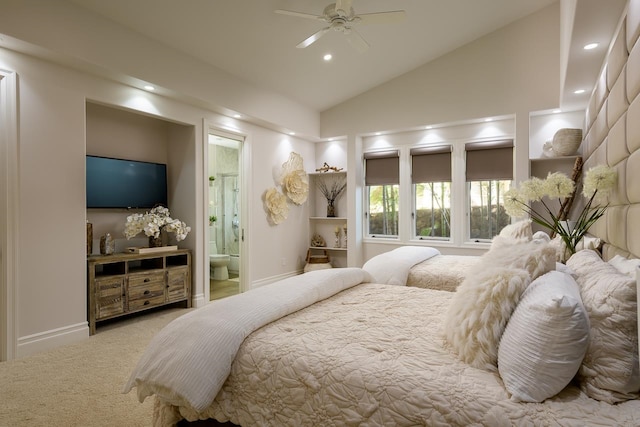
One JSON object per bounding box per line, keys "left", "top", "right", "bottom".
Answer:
{"left": 207, "top": 131, "right": 246, "bottom": 300}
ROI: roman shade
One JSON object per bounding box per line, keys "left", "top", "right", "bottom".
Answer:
{"left": 465, "top": 140, "right": 514, "bottom": 181}
{"left": 365, "top": 150, "right": 399, "bottom": 185}
{"left": 411, "top": 145, "right": 452, "bottom": 183}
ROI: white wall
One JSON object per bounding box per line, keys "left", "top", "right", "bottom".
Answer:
{"left": 0, "top": 46, "right": 317, "bottom": 357}
{"left": 320, "top": 3, "right": 561, "bottom": 137}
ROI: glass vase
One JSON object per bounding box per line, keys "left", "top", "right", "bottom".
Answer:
{"left": 327, "top": 201, "right": 336, "bottom": 217}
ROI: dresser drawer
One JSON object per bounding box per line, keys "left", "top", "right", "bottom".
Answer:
{"left": 94, "top": 276, "right": 125, "bottom": 319}
{"left": 128, "top": 271, "right": 164, "bottom": 289}
{"left": 167, "top": 267, "right": 189, "bottom": 302}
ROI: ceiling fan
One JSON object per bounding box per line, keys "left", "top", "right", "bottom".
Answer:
{"left": 274, "top": 0, "right": 406, "bottom": 53}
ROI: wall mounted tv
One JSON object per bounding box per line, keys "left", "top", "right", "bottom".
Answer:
{"left": 86, "top": 155, "right": 168, "bottom": 209}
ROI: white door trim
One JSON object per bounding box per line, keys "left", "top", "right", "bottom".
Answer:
{"left": 1, "top": 69, "right": 19, "bottom": 361}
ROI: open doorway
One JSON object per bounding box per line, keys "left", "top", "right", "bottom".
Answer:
{"left": 208, "top": 132, "right": 243, "bottom": 300}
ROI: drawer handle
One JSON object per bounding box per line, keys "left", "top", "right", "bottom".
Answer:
{"left": 143, "top": 300, "right": 150, "bottom": 305}
{"left": 143, "top": 290, "right": 150, "bottom": 295}
{"left": 144, "top": 278, "right": 150, "bottom": 283}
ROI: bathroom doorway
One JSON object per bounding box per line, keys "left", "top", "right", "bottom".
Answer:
{"left": 208, "top": 132, "right": 243, "bottom": 300}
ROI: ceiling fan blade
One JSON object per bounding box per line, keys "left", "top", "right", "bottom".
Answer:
{"left": 356, "top": 10, "right": 406, "bottom": 25}
{"left": 274, "top": 9, "right": 323, "bottom": 21}
{"left": 296, "top": 27, "right": 331, "bottom": 49}
{"left": 345, "top": 28, "right": 369, "bottom": 53}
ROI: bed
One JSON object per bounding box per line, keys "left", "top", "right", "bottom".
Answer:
{"left": 125, "top": 2, "right": 640, "bottom": 425}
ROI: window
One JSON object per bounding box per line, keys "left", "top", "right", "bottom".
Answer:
{"left": 364, "top": 150, "right": 399, "bottom": 237}
{"left": 411, "top": 146, "right": 452, "bottom": 240}
{"left": 465, "top": 140, "right": 513, "bottom": 241}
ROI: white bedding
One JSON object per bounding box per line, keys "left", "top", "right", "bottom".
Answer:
{"left": 158, "top": 285, "right": 640, "bottom": 426}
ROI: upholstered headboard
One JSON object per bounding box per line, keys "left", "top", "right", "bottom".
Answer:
{"left": 581, "top": 0, "right": 640, "bottom": 261}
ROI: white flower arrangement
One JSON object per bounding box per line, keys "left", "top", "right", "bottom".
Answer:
{"left": 504, "top": 165, "right": 616, "bottom": 255}
{"left": 124, "top": 206, "right": 191, "bottom": 242}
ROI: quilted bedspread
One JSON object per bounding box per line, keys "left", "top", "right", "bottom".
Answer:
{"left": 406, "top": 254, "right": 480, "bottom": 292}
{"left": 161, "top": 284, "right": 640, "bottom": 427}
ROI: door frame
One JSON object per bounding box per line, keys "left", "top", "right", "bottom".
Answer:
{"left": 1, "top": 69, "right": 18, "bottom": 361}
{"left": 204, "top": 124, "right": 250, "bottom": 300}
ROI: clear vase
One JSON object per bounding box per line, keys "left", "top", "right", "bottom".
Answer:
{"left": 327, "top": 201, "right": 336, "bottom": 217}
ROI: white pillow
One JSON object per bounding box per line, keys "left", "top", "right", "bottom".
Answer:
{"left": 444, "top": 239, "right": 556, "bottom": 371}
{"left": 566, "top": 249, "right": 640, "bottom": 403}
{"left": 498, "top": 270, "right": 590, "bottom": 402}
{"left": 361, "top": 246, "right": 440, "bottom": 285}
{"left": 608, "top": 255, "right": 640, "bottom": 278}
{"left": 444, "top": 267, "right": 530, "bottom": 371}
{"left": 499, "top": 219, "right": 533, "bottom": 241}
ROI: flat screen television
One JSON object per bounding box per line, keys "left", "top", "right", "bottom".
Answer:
{"left": 86, "top": 155, "right": 168, "bottom": 209}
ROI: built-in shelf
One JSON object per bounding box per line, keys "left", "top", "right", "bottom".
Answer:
{"left": 309, "top": 246, "right": 348, "bottom": 251}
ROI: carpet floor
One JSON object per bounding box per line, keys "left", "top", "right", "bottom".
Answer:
{"left": 0, "top": 307, "right": 193, "bottom": 427}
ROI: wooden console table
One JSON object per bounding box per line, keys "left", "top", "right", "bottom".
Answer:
{"left": 87, "top": 249, "right": 191, "bottom": 334}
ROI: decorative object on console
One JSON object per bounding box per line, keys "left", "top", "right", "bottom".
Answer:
{"left": 552, "top": 128, "right": 582, "bottom": 156}
{"left": 280, "top": 152, "right": 309, "bottom": 205}
{"left": 316, "top": 173, "right": 346, "bottom": 217}
{"left": 504, "top": 165, "right": 617, "bottom": 256}
{"left": 99, "top": 233, "right": 115, "bottom": 255}
{"left": 124, "top": 205, "right": 191, "bottom": 247}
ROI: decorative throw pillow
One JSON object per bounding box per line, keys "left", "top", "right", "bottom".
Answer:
{"left": 444, "top": 238, "right": 556, "bottom": 371}
{"left": 484, "top": 237, "right": 557, "bottom": 282}
{"left": 444, "top": 267, "right": 531, "bottom": 371}
{"left": 566, "top": 249, "right": 640, "bottom": 403}
{"left": 498, "top": 270, "right": 590, "bottom": 402}
{"left": 498, "top": 219, "right": 533, "bottom": 241}
{"left": 608, "top": 255, "right": 640, "bottom": 278}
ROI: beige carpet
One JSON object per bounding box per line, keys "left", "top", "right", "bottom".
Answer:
{"left": 0, "top": 307, "right": 192, "bottom": 427}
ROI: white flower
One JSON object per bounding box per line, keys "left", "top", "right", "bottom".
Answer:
{"left": 264, "top": 188, "right": 289, "bottom": 225}
{"left": 124, "top": 206, "right": 190, "bottom": 242}
{"left": 582, "top": 165, "right": 617, "bottom": 200}
{"left": 504, "top": 188, "right": 527, "bottom": 217}
{"left": 543, "top": 172, "right": 574, "bottom": 199}
{"left": 520, "top": 177, "right": 546, "bottom": 202}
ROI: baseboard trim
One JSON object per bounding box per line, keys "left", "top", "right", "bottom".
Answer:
{"left": 250, "top": 270, "right": 303, "bottom": 289}
{"left": 17, "top": 322, "right": 89, "bottom": 358}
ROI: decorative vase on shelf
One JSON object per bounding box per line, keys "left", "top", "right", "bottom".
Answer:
{"left": 327, "top": 201, "right": 336, "bottom": 217}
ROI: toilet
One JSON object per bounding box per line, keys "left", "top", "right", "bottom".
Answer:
{"left": 209, "top": 242, "right": 230, "bottom": 280}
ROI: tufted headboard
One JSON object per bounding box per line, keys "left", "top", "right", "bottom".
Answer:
{"left": 581, "top": 0, "right": 640, "bottom": 261}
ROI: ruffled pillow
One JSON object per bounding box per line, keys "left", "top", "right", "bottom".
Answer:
{"left": 566, "top": 249, "right": 640, "bottom": 403}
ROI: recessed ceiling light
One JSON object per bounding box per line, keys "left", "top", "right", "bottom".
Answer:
{"left": 143, "top": 85, "right": 155, "bottom": 91}
{"left": 233, "top": 114, "right": 241, "bottom": 119}
{"left": 375, "top": 132, "right": 381, "bottom": 136}
{"left": 574, "top": 89, "right": 586, "bottom": 94}
{"left": 425, "top": 126, "right": 433, "bottom": 130}
{"left": 553, "top": 109, "right": 561, "bottom": 113}
{"left": 289, "top": 131, "right": 296, "bottom": 136}
{"left": 323, "top": 53, "right": 332, "bottom": 61}
{"left": 584, "top": 42, "right": 599, "bottom": 50}
{"left": 484, "top": 118, "right": 493, "bottom": 122}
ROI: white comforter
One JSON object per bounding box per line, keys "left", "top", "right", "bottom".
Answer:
{"left": 125, "top": 246, "right": 437, "bottom": 412}
{"left": 163, "top": 285, "right": 640, "bottom": 426}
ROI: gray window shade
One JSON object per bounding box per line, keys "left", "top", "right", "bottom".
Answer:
{"left": 465, "top": 139, "right": 514, "bottom": 181}
{"left": 411, "top": 145, "right": 452, "bottom": 183}
{"left": 364, "top": 150, "right": 399, "bottom": 185}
